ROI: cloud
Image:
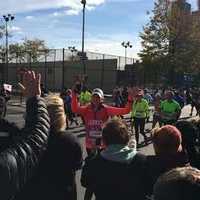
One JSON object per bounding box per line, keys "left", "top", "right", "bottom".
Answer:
{"left": 73, "top": 33, "right": 141, "bottom": 59}
{"left": 65, "top": 9, "right": 79, "bottom": 16}
{"left": 25, "top": 16, "right": 34, "bottom": 20}
{"left": 9, "top": 26, "right": 22, "bottom": 32}
{"left": 0, "top": 0, "right": 105, "bottom": 14}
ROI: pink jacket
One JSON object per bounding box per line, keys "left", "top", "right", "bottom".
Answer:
{"left": 72, "top": 92, "right": 131, "bottom": 149}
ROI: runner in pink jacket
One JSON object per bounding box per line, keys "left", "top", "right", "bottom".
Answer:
{"left": 72, "top": 88, "right": 133, "bottom": 154}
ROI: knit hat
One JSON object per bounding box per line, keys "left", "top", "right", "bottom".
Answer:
{"left": 152, "top": 125, "right": 182, "bottom": 154}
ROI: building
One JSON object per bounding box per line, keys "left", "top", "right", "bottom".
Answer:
{"left": 169, "top": 0, "right": 200, "bottom": 53}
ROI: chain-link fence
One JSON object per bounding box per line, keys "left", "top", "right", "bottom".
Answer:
{"left": 0, "top": 48, "right": 135, "bottom": 93}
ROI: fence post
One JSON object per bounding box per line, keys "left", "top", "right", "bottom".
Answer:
{"left": 29, "top": 52, "right": 32, "bottom": 69}
{"left": 62, "top": 48, "right": 65, "bottom": 90}
{"left": 100, "top": 54, "right": 105, "bottom": 89}
{"left": 44, "top": 52, "right": 47, "bottom": 90}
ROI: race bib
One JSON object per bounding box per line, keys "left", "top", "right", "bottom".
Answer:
{"left": 89, "top": 130, "right": 102, "bottom": 138}
{"left": 135, "top": 111, "right": 144, "bottom": 118}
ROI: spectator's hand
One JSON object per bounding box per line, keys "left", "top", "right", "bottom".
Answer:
{"left": 18, "top": 71, "right": 41, "bottom": 98}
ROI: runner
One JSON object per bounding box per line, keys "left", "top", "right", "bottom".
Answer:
{"left": 131, "top": 89, "right": 149, "bottom": 146}
{"left": 72, "top": 87, "right": 134, "bottom": 155}
{"left": 72, "top": 87, "right": 134, "bottom": 200}
{"left": 79, "top": 86, "right": 92, "bottom": 106}
{"left": 152, "top": 93, "right": 162, "bottom": 129}
{"left": 160, "top": 91, "right": 181, "bottom": 125}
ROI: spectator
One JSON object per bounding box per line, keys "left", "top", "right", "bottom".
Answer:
{"left": 0, "top": 71, "right": 50, "bottom": 200}
{"left": 16, "top": 95, "right": 83, "bottom": 200}
{"left": 0, "top": 85, "right": 11, "bottom": 117}
{"left": 81, "top": 118, "right": 147, "bottom": 200}
{"left": 176, "top": 120, "right": 200, "bottom": 169}
{"left": 146, "top": 125, "right": 190, "bottom": 195}
{"left": 153, "top": 167, "right": 200, "bottom": 200}
{"left": 0, "top": 96, "right": 6, "bottom": 118}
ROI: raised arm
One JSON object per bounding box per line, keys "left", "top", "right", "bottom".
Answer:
{"left": 0, "top": 71, "right": 50, "bottom": 200}
{"left": 106, "top": 91, "right": 134, "bottom": 116}
{"left": 106, "top": 101, "right": 132, "bottom": 116}
{"left": 71, "top": 92, "right": 87, "bottom": 115}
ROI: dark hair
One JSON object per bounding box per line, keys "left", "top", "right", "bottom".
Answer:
{"left": 175, "top": 121, "right": 197, "bottom": 147}
{"left": 175, "top": 120, "right": 200, "bottom": 168}
{"left": 154, "top": 167, "right": 200, "bottom": 200}
{"left": 102, "top": 118, "right": 130, "bottom": 146}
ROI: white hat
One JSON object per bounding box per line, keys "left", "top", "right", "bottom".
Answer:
{"left": 92, "top": 88, "right": 104, "bottom": 99}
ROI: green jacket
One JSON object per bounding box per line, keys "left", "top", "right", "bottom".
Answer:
{"left": 131, "top": 98, "right": 149, "bottom": 118}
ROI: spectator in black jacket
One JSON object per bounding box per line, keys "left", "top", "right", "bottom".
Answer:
{"left": 146, "top": 125, "right": 190, "bottom": 196}
{"left": 153, "top": 167, "right": 200, "bottom": 200}
{"left": 16, "top": 95, "right": 83, "bottom": 200}
{"left": 0, "top": 71, "right": 50, "bottom": 200}
{"left": 0, "top": 96, "right": 6, "bottom": 119}
{"left": 81, "top": 118, "right": 147, "bottom": 200}
{"left": 176, "top": 120, "right": 200, "bottom": 169}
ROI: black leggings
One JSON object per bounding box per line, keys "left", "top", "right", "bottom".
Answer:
{"left": 133, "top": 117, "right": 146, "bottom": 144}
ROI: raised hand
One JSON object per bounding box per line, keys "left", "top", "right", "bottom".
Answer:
{"left": 18, "top": 71, "right": 41, "bottom": 98}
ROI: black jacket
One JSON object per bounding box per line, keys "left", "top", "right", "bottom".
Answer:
{"left": 145, "top": 152, "right": 190, "bottom": 195}
{"left": 15, "top": 131, "right": 83, "bottom": 200}
{"left": 0, "top": 96, "right": 50, "bottom": 200}
{"left": 81, "top": 153, "right": 147, "bottom": 200}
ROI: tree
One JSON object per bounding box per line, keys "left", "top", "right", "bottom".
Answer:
{"left": 23, "top": 39, "right": 48, "bottom": 62}
{"left": 9, "top": 43, "right": 26, "bottom": 63}
{"left": 139, "top": 0, "right": 170, "bottom": 85}
{"left": 139, "top": 0, "right": 200, "bottom": 85}
{"left": 0, "top": 25, "right": 4, "bottom": 39}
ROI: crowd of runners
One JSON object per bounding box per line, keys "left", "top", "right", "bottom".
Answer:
{"left": 1, "top": 73, "right": 200, "bottom": 200}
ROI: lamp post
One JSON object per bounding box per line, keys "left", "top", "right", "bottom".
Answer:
{"left": 3, "top": 14, "right": 15, "bottom": 82}
{"left": 121, "top": 41, "right": 132, "bottom": 66}
{"left": 68, "top": 46, "right": 78, "bottom": 61}
{"left": 81, "top": 0, "right": 86, "bottom": 74}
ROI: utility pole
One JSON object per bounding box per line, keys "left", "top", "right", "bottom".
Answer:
{"left": 3, "top": 14, "right": 15, "bottom": 82}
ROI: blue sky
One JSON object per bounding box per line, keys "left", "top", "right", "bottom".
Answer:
{"left": 0, "top": 0, "right": 198, "bottom": 58}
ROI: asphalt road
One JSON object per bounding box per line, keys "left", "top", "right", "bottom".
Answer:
{"left": 5, "top": 100, "right": 197, "bottom": 200}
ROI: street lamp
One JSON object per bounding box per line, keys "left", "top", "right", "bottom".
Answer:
{"left": 121, "top": 41, "right": 132, "bottom": 66}
{"left": 3, "top": 14, "right": 15, "bottom": 82}
{"left": 81, "top": 0, "right": 86, "bottom": 74}
{"left": 68, "top": 46, "right": 78, "bottom": 61}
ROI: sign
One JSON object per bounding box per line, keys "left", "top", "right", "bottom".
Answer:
{"left": 3, "top": 84, "right": 12, "bottom": 92}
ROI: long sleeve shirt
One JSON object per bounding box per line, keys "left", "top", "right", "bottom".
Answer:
{"left": 131, "top": 99, "right": 149, "bottom": 119}
{"left": 72, "top": 92, "right": 132, "bottom": 149}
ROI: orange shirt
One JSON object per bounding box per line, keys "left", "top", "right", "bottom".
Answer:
{"left": 72, "top": 92, "right": 131, "bottom": 149}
